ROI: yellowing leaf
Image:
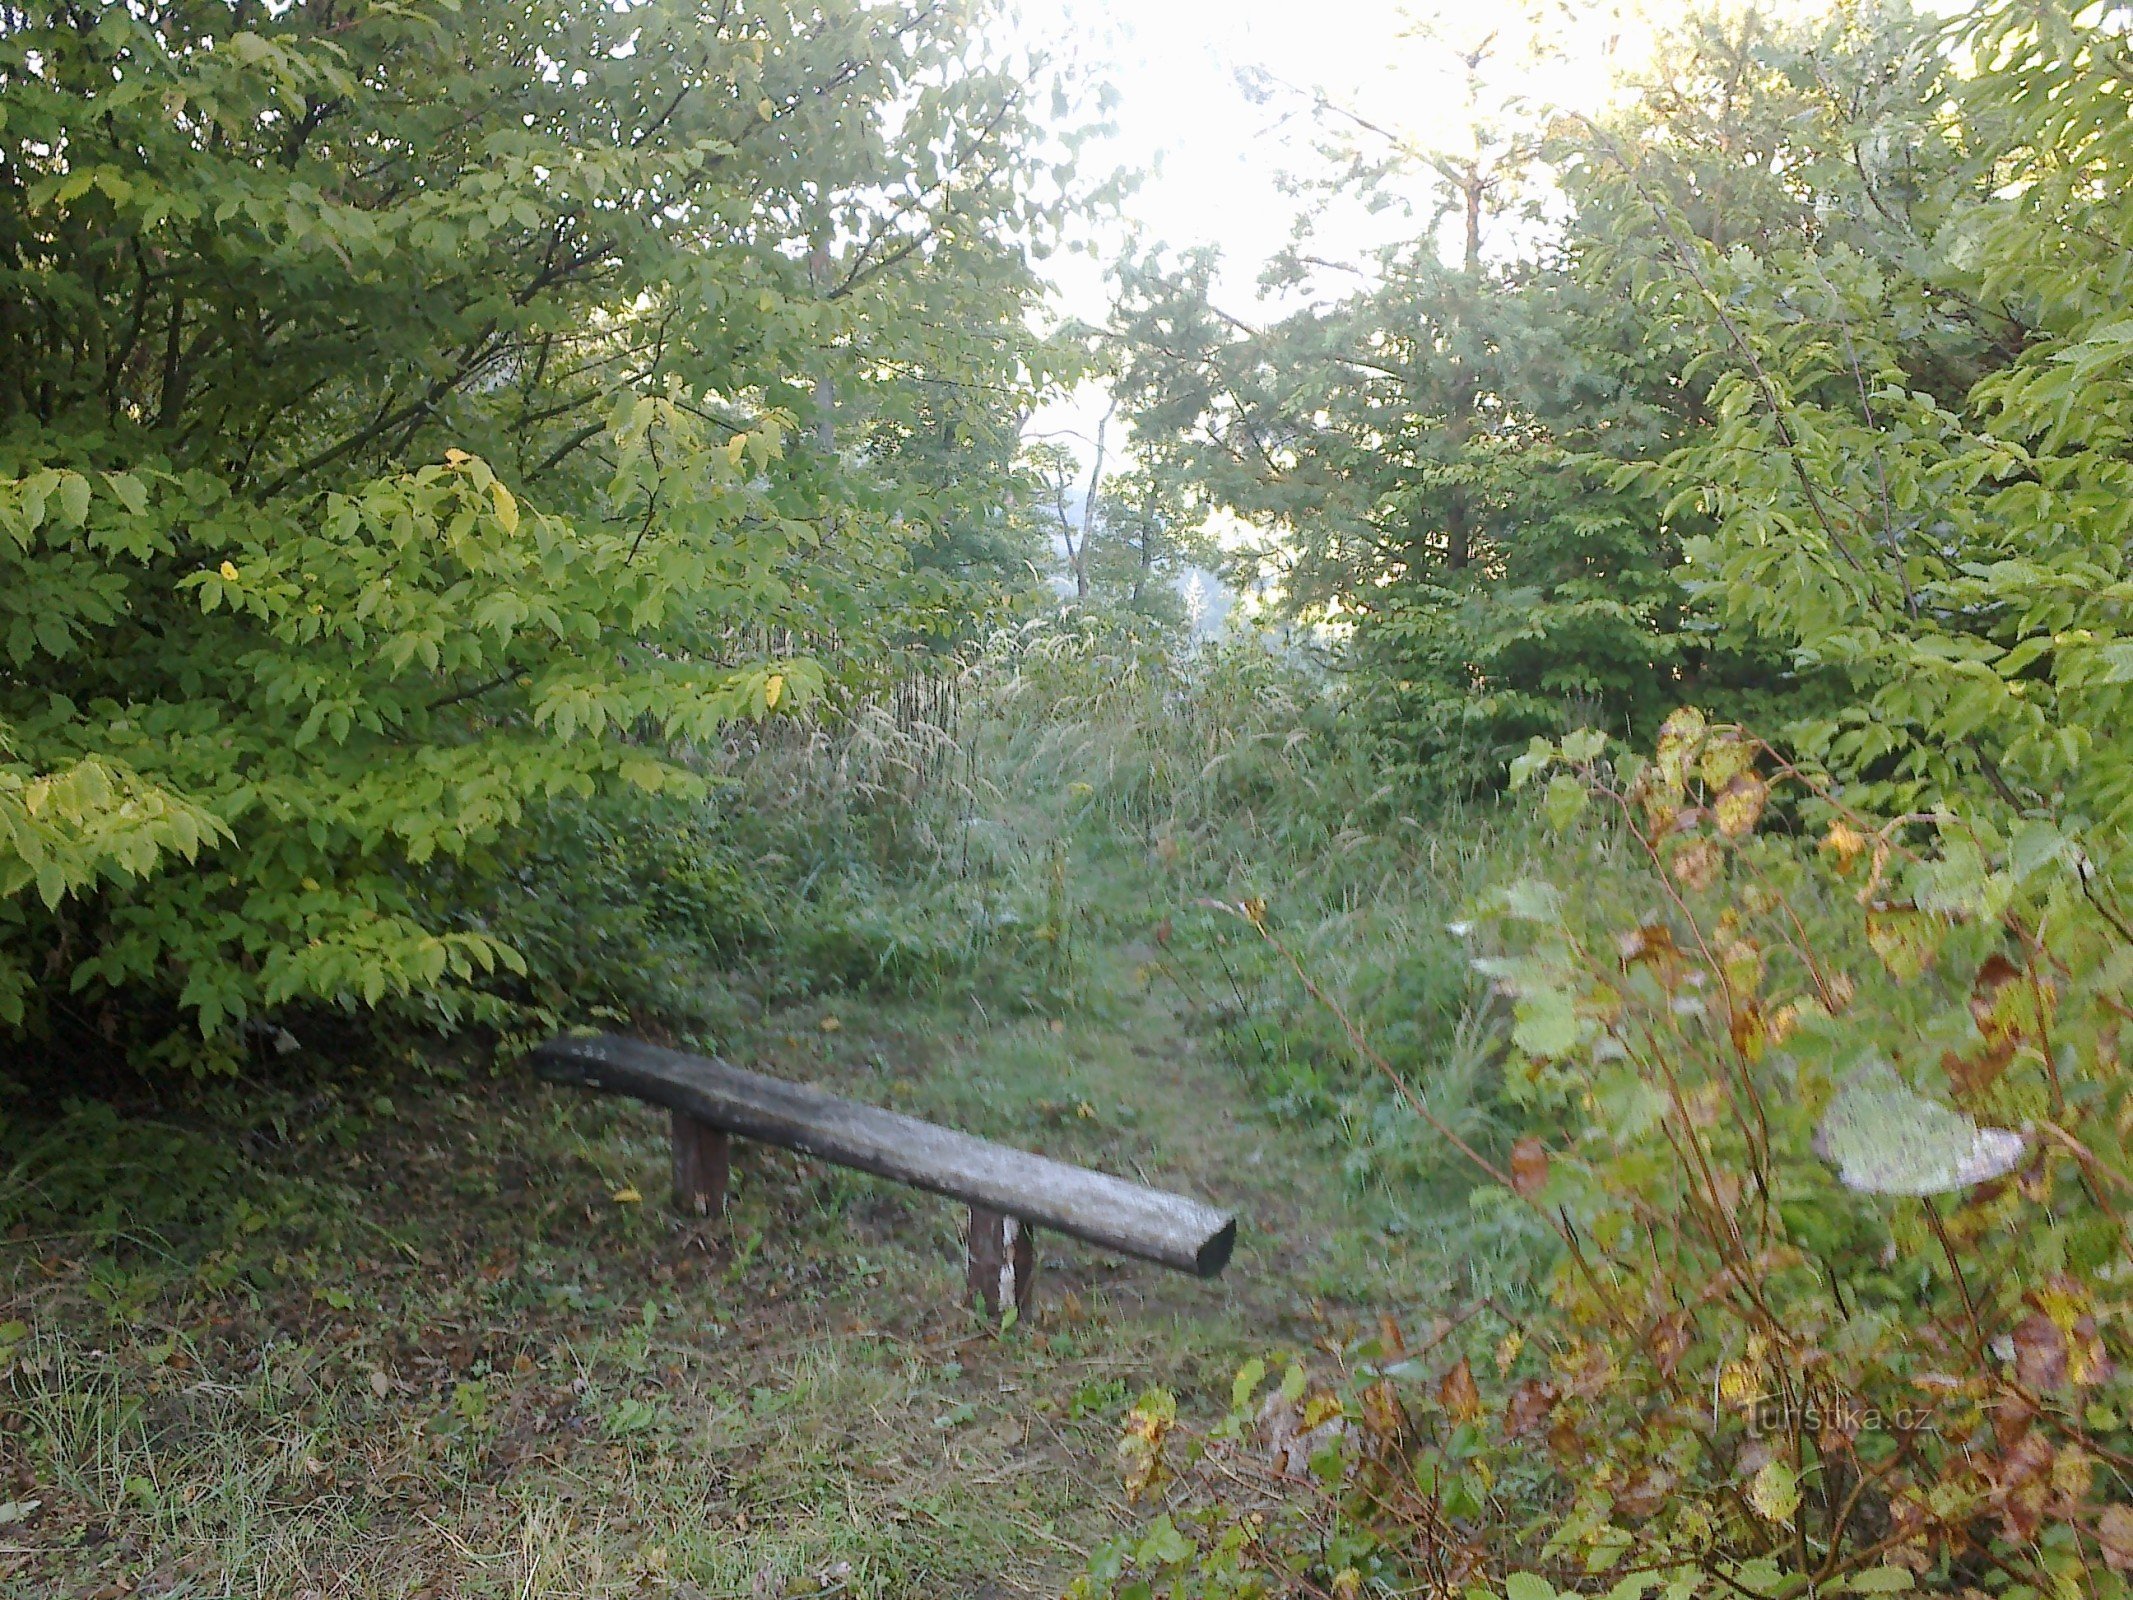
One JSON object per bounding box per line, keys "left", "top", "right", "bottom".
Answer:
{"left": 1698, "top": 731, "right": 1754, "bottom": 789}
{"left": 1747, "top": 1458, "right": 1800, "bottom": 1522}
{"left": 488, "top": 480, "right": 518, "bottom": 534}
{"left": 763, "top": 672, "right": 784, "bottom": 711}
{"left": 1865, "top": 907, "right": 1935, "bottom": 981}
{"left": 1820, "top": 821, "right": 1867, "bottom": 868}
{"left": 1713, "top": 773, "right": 1768, "bottom": 838}
{"left": 610, "top": 1186, "right": 642, "bottom": 1205}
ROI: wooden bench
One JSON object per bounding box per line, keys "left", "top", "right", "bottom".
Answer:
{"left": 531, "top": 1031, "right": 1237, "bottom": 1315}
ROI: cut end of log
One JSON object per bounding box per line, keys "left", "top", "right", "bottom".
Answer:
{"left": 1194, "top": 1216, "right": 1237, "bottom": 1279}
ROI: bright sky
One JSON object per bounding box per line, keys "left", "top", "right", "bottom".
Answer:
{"left": 1010, "top": 0, "right": 1672, "bottom": 452}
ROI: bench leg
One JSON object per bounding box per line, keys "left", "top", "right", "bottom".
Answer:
{"left": 967, "top": 1206, "right": 1035, "bottom": 1318}
{"left": 671, "top": 1111, "right": 730, "bottom": 1217}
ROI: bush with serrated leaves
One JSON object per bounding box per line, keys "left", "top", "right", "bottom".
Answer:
{"left": 1, "top": 0, "right": 1072, "bottom": 1067}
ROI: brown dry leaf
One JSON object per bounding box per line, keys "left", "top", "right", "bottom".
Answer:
{"left": 1561, "top": 1340, "right": 1616, "bottom": 1400}
{"left": 1941, "top": 1043, "right": 2015, "bottom": 1099}
{"left": 1993, "top": 1429, "right": 2055, "bottom": 1543}
{"left": 1360, "top": 1380, "right": 1407, "bottom": 1448}
{"left": 1992, "top": 1393, "right": 2037, "bottom": 1451}
{"left": 1970, "top": 953, "right": 2023, "bottom": 1041}
{"left": 1502, "top": 1379, "right": 1558, "bottom": 1438}
{"left": 1649, "top": 1312, "right": 1692, "bottom": 1379}
{"left": 2099, "top": 1505, "right": 2133, "bottom": 1573}
{"left": 2012, "top": 1313, "right": 2070, "bottom": 1392}
{"left": 1672, "top": 838, "right": 1723, "bottom": 893}
{"left": 1729, "top": 1001, "right": 1767, "bottom": 1063}
{"left": 1616, "top": 921, "right": 1677, "bottom": 964}
{"left": 1438, "top": 1357, "right": 1483, "bottom": 1424}
{"left": 1613, "top": 1465, "right": 1677, "bottom": 1521}
{"left": 1509, "top": 1137, "right": 1550, "bottom": 1199}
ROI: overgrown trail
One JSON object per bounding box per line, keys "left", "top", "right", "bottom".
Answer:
{"left": 676, "top": 843, "right": 1455, "bottom": 1597}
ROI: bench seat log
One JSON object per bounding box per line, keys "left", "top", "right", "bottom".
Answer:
{"left": 532, "top": 1032, "right": 1237, "bottom": 1284}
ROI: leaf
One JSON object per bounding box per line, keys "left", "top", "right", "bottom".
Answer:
{"left": 1561, "top": 727, "right": 1607, "bottom": 763}
{"left": 1438, "top": 1357, "right": 1482, "bottom": 1423}
{"left": 1543, "top": 773, "right": 1588, "bottom": 832}
{"left": 488, "top": 479, "right": 519, "bottom": 534}
{"left": 1841, "top": 1569, "right": 1914, "bottom": 1594}
{"left": 1728, "top": 1001, "right": 1767, "bottom": 1062}
{"left": 1820, "top": 821, "right": 1867, "bottom": 869}
{"left": 57, "top": 472, "right": 90, "bottom": 527}
{"left": 1656, "top": 706, "right": 1706, "bottom": 757}
{"left": 1502, "top": 1379, "right": 1557, "bottom": 1437}
{"left": 1747, "top": 1458, "right": 1800, "bottom": 1522}
{"left": 1713, "top": 773, "right": 1768, "bottom": 838}
{"left": 1513, "top": 989, "right": 1581, "bottom": 1060}
{"left": 102, "top": 471, "right": 148, "bottom": 514}
{"left": 2098, "top": 1505, "right": 2133, "bottom": 1573}
{"left": 1671, "top": 838, "right": 1722, "bottom": 892}
{"left": 1699, "top": 731, "right": 1754, "bottom": 789}
{"left": 1864, "top": 907, "right": 1934, "bottom": 981}
{"left": 1506, "top": 1575, "right": 1560, "bottom": 1600}
{"left": 1509, "top": 1136, "right": 1550, "bottom": 1198}
{"left": 1649, "top": 1311, "right": 1692, "bottom": 1377}
{"left": 1812, "top": 1058, "right": 2027, "bottom": 1196}
{"left": 1501, "top": 879, "right": 1563, "bottom": 922}
{"left": 1508, "top": 737, "right": 1553, "bottom": 789}
{"left": 2012, "top": 1312, "right": 2068, "bottom": 1392}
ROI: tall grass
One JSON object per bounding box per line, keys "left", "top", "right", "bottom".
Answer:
{"left": 686, "top": 615, "right": 1638, "bottom": 1199}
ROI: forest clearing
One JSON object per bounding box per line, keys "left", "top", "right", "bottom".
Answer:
{"left": 10, "top": 0, "right": 2133, "bottom": 1596}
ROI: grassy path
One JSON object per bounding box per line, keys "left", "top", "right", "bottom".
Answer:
{"left": 1, "top": 858, "right": 1452, "bottom": 1598}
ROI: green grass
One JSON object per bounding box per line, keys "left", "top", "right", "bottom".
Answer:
{"left": 0, "top": 632, "right": 1558, "bottom": 1596}
{"left": 0, "top": 926, "right": 1492, "bottom": 1597}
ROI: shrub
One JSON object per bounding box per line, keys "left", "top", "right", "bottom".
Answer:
{"left": 0, "top": 0, "right": 1063, "bottom": 1068}
{"left": 1084, "top": 708, "right": 2133, "bottom": 1599}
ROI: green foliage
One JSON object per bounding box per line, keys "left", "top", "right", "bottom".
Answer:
{"left": 1085, "top": 706, "right": 2133, "bottom": 1597}
{"left": 1109, "top": 241, "right": 1718, "bottom": 788}
{"left": 1583, "top": 0, "right": 2133, "bottom": 858}
{"left": 0, "top": 0, "right": 1076, "bottom": 1059}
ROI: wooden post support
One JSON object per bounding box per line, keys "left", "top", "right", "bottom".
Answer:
{"left": 967, "top": 1205, "right": 1035, "bottom": 1318}
{"left": 671, "top": 1110, "right": 730, "bottom": 1217}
